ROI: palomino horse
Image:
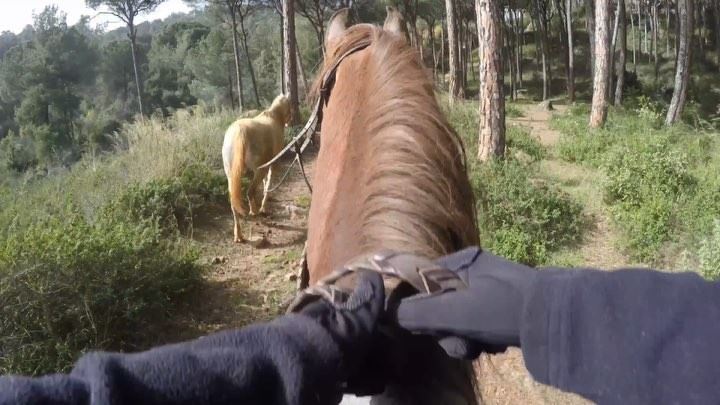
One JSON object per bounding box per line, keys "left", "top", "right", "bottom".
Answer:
{"left": 222, "top": 95, "right": 291, "bottom": 242}
{"left": 305, "top": 9, "right": 480, "bottom": 405}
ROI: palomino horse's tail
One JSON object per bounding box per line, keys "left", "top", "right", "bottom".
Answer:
{"left": 229, "top": 135, "right": 248, "bottom": 216}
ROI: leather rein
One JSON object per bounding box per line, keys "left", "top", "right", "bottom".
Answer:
{"left": 258, "top": 39, "right": 373, "bottom": 193}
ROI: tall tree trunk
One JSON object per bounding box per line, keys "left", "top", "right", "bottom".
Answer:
{"left": 430, "top": 21, "right": 438, "bottom": 83}
{"left": 505, "top": 5, "right": 518, "bottom": 99}
{"left": 128, "top": 28, "right": 144, "bottom": 117}
{"left": 567, "top": 0, "right": 576, "bottom": 101}
{"left": 238, "top": 17, "right": 260, "bottom": 106}
{"left": 666, "top": 0, "right": 693, "bottom": 125}
{"left": 590, "top": 0, "right": 612, "bottom": 128}
{"left": 441, "top": 18, "right": 446, "bottom": 87}
{"left": 402, "top": 0, "right": 420, "bottom": 50}
{"left": 586, "top": 0, "right": 596, "bottom": 76}
{"left": 713, "top": 0, "right": 720, "bottom": 63}
{"left": 700, "top": 2, "right": 709, "bottom": 53}
{"left": 615, "top": 0, "right": 627, "bottom": 105}
{"left": 279, "top": 12, "right": 285, "bottom": 93}
{"left": 446, "top": 0, "right": 463, "bottom": 103}
{"left": 610, "top": 1, "right": 620, "bottom": 99}
{"left": 666, "top": 0, "right": 671, "bottom": 55}
{"left": 476, "top": 0, "right": 505, "bottom": 161}
{"left": 517, "top": 9, "right": 523, "bottom": 87}
{"left": 697, "top": 2, "right": 705, "bottom": 53}
{"left": 533, "top": 0, "right": 551, "bottom": 100}
{"left": 227, "top": 60, "right": 236, "bottom": 109}
{"left": 459, "top": 18, "right": 468, "bottom": 92}
{"left": 653, "top": 2, "right": 659, "bottom": 81}
{"left": 675, "top": 1, "right": 680, "bottom": 56}
{"left": 230, "top": 11, "right": 245, "bottom": 111}
{"left": 631, "top": 9, "right": 637, "bottom": 72}
{"left": 643, "top": 4, "right": 648, "bottom": 54}
{"left": 555, "top": 0, "right": 570, "bottom": 101}
{"left": 283, "top": 0, "right": 301, "bottom": 125}
{"left": 296, "top": 42, "right": 308, "bottom": 99}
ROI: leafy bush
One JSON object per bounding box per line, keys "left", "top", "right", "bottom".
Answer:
{"left": 0, "top": 131, "right": 37, "bottom": 172}
{"left": 471, "top": 158, "right": 584, "bottom": 266}
{"left": 698, "top": 220, "right": 720, "bottom": 280}
{"left": 602, "top": 138, "right": 697, "bottom": 261}
{"left": 554, "top": 105, "right": 611, "bottom": 166}
{"left": 610, "top": 198, "right": 673, "bottom": 262}
{"left": 554, "top": 103, "right": 720, "bottom": 265}
{"left": 603, "top": 142, "right": 695, "bottom": 207}
{"left": 112, "top": 164, "right": 226, "bottom": 232}
{"left": 507, "top": 126, "right": 545, "bottom": 161}
{"left": 506, "top": 104, "right": 524, "bottom": 118}
{"left": 0, "top": 209, "right": 201, "bottom": 374}
{"left": 0, "top": 106, "right": 241, "bottom": 375}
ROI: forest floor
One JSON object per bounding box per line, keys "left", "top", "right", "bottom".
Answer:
{"left": 473, "top": 102, "right": 628, "bottom": 405}
{"left": 170, "top": 103, "right": 627, "bottom": 404}
{"left": 162, "top": 152, "right": 315, "bottom": 343}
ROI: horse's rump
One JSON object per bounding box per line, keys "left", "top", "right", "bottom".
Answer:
{"left": 222, "top": 95, "right": 290, "bottom": 242}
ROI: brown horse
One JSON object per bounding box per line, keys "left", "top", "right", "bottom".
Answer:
{"left": 306, "top": 9, "right": 480, "bottom": 405}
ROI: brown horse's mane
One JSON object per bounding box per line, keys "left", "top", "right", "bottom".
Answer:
{"left": 311, "top": 24, "right": 479, "bottom": 258}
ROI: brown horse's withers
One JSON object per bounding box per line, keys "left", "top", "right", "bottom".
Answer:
{"left": 305, "top": 9, "right": 480, "bottom": 405}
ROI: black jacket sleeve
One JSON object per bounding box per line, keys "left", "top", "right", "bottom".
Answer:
{"left": 522, "top": 267, "right": 720, "bottom": 404}
{"left": 0, "top": 314, "right": 344, "bottom": 405}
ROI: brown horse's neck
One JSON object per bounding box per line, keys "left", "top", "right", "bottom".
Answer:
{"left": 306, "top": 25, "right": 479, "bottom": 405}
{"left": 308, "top": 25, "right": 478, "bottom": 281}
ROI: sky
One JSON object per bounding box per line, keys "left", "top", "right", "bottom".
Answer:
{"left": 0, "top": 0, "right": 192, "bottom": 34}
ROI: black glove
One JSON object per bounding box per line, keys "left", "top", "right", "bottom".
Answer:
{"left": 396, "top": 247, "right": 537, "bottom": 359}
{"left": 299, "top": 270, "right": 388, "bottom": 396}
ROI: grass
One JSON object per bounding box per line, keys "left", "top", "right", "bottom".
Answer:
{"left": 0, "top": 105, "right": 238, "bottom": 374}
{"left": 443, "top": 97, "right": 585, "bottom": 266}
{"left": 552, "top": 97, "right": 720, "bottom": 268}
{"left": 294, "top": 194, "right": 311, "bottom": 209}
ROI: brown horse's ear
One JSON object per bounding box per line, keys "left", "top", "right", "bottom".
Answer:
{"left": 383, "top": 5, "right": 409, "bottom": 43}
{"left": 326, "top": 8, "right": 350, "bottom": 48}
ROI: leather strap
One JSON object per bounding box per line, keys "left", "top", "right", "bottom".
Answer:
{"left": 258, "top": 40, "right": 373, "bottom": 175}
{"left": 286, "top": 251, "right": 466, "bottom": 315}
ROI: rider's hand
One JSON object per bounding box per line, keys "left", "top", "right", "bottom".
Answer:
{"left": 395, "top": 247, "right": 537, "bottom": 359}
{"left": 299, "top": 270, "right": 388, "bottom": 396}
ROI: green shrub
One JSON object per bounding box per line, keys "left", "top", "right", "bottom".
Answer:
{"left": 556, "top": 131, "right": 610, "bottom": 166}
{"left": 611, "top": 197, "right": 673, "bottom": 262}
{"left": 440, "top": 97, "right": 478, "bottom": 150}
{"left": 0, "top": 131, "right": 37, "bottom": 172}
{"left": 0, "top": 209, "right": 201, "bottom": 374}
{"left": 490, "top": 227, "right": 548, "bottom": 266}
{"left": 602, "top": 140, "right": 696, "bottom": 261}
{"left": 507, "top": 126, "right": 545, "bottom": 161}
{"left": 553, "top": 105, "right": 611, "bottom": 166}
{"left": 679, "top": 175, "right": 720, "bottom": 242}
{"left": 553, "top": 102, "right": 720, "bottom": 264}
{"left": 698, "top": 220, "right": 720, "bottom": 280}
{"left": 506, "top": 104, "right": 524, "bottom": 118}
{"left": 603, "top": 142, "right": 695, "bottom": 207}
{"left": 471, "top": 158, "right": 584, "bottom": 266}
{"left": 112, "top": 164, "right": 226, "bottom": 231}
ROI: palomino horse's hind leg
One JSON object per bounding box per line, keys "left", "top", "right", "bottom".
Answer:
{"left": 231, "top": 208, "right": 244, "bottom": 243}
{"left": 248, "top": 169, "right": 267, "bottom": 215}
{"left": 259, "top": 166, "right": 273, "bottom": 214}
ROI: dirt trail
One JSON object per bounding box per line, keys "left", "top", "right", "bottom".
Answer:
{"left": 174, "top": 105, "right": 625, "bottom": 404}
{"left": 474, "top": 103, "right": 629, "bottom": 405}
{"left": 165, "top": 153, "right": 315, "bottom": 342}
{"left": 512, "top": 103, "right": 627, "bottom": 270}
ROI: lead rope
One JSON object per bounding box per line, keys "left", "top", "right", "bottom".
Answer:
{"left": 265, "top": 155, "right": 299, "bottom": 194}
